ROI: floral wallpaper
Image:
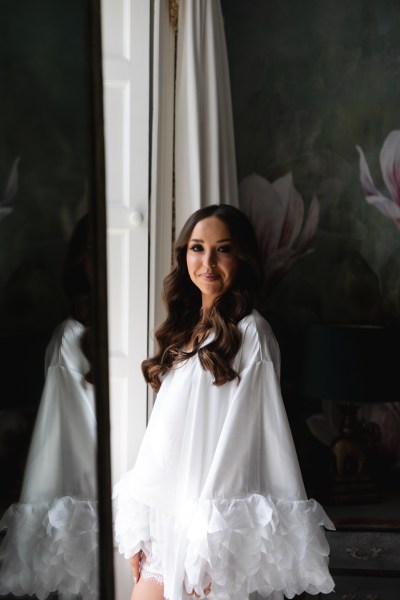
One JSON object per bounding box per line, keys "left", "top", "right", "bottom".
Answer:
{"left": 0, "top": 1, "right": 91, "bottom": 511}
{"left": 221, "top": 0, "right": 400, "bottom": 495}
{"left": 0, "top": 0, "right": 89, "bottom": 336}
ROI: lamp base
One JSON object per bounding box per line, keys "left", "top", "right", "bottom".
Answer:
{"left": 329, "top": 474, "right": 379, "bottom": 505}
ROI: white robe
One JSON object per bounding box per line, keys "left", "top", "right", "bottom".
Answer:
{"left": 0, "top": 318, "right": 98, "bottom": 600}
{"left": 114, "top": 310, "right": 335, "bottom": 600}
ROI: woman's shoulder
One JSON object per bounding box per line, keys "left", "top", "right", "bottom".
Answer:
{"left": 238, "top": 309, "right": 277, "bottom": 346}
{"left": 236, "top": 310, "right": 281, "bottom": 372}
{"left": 45, "top": 318, "right": 86, "bottom": 371}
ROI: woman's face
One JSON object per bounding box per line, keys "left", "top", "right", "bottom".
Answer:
{"left": 186, "top": 216, "right": 239, "bottom": 310}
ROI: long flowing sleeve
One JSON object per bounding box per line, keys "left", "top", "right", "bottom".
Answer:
{"left": 0, "top": 319, "right": 98, "bottom": 600}
{"left": 182, "top": 359, "right": 335, "bottom": 600}
{"left": 113, "top": 310, "right": 334, "bottom": 600}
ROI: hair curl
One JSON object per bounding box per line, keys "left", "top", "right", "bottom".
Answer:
{"left": 142, "top": 204, "right": 263, "bottom": 391}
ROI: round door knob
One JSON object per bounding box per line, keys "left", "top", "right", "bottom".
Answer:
{"left": 129, "top": 211, "right": 144, "bottom": 226}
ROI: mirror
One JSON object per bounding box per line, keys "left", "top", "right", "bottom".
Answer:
{"left": 0, "top": 1, "right": 113, "bottom": 598}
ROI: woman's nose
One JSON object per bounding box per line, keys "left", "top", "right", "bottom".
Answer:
{"left": 203, "top": 252, "right": 216, "bottom": 268}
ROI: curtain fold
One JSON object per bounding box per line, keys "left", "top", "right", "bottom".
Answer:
{"left": 175, "top": 0, "right": 238, "bottom": 234}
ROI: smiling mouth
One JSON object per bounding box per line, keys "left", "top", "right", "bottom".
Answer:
{"left": 201, "top": 273, "right": 219, "bottom": 280}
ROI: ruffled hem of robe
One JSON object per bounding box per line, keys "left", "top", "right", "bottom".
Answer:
{"left": 113, "top": 487, "right": 335, "bottom": 600}
{"left": 0, "top": 497, "right": 99, "bottom": 600}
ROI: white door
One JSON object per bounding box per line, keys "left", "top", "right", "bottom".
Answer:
{"left": 101, "top": 1, "right": 151, "bottom": 598}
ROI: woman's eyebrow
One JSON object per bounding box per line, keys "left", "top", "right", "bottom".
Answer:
{"left": 188, "top": 237, "right": 232, "bottom": 243}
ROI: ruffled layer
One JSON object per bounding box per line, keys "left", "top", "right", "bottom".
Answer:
{"left": 0, "top": 497, "right": 98, "bottom": 600}
{"left": 113, "top": 484, "right": 152, "bottom": 559}
{"left": 113, "top": 480, "right": 174, "bottom": 566}
{"left": 184, "top": 494, "right": 335, "bottom": 600}
{"left": 113, "top": 485, "right": 335, "bottom": 600}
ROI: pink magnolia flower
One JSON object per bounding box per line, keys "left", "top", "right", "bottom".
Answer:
{"left": 356, "top": 130, "right": 400, "bottom": 230}
{"left": 239, "top": 172, "right": 319, "bottom": 286}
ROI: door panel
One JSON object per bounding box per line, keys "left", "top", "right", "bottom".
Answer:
{"left": 101, "top": 1, "right": 150, "bottom": 598}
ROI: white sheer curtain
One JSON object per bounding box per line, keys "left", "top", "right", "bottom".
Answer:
{"left": 174, "top": 0, "right": 238, "bottom": 234}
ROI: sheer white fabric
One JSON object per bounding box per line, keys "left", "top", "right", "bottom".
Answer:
{"left": 0, "top": 319, "right": 98, "bottom": 600}
{"left": 175, "top": 0, "right": 238, "bottom": 234}
{"left": 114, "top": 311, "right": 335, "bottom": 600}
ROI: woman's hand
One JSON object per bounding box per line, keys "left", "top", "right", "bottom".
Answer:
{"left": 129, "top": 550, "right": 146, "bottom": 582}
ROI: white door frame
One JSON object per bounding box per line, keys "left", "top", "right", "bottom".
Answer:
{"left": 101, "top": 0, "right": 153, "bottom": 598}
{"left": 102, "top": 0, "right": 176, "bottom": 598}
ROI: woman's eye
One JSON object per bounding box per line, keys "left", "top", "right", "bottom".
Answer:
{"left": 218, "top": 245, "right": 232, "bottom": 253}
{"left": 190, "top": 244, "right": 203, "bottom": 252}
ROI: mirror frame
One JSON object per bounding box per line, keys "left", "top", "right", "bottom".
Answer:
{"left": 87, "top": 1, "right": 114, "bottom": 598}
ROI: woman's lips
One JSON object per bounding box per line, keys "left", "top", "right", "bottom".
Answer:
{"left": 200, "top": 273, "right": 219, "bottom": 281}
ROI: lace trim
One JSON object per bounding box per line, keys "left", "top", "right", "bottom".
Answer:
{"left": 141, "top": 565, "right": 164, "bottom": 586}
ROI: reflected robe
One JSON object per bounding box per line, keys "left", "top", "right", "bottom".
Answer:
{"left": 0, "top": 318, "right": 98, "bottom": 600}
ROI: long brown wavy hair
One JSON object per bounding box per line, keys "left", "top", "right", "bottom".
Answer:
{"left": 142, "top": 204, "right": 264, "bottom": 391}
{"left": 63, "top": 214, "right": 94, "bottom": 383}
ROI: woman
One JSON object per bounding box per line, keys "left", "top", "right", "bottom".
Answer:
{"left": 0, "top": 215, "right": 98, "bottom": 600}
{"left": 114, "top": 205, "right": 335, "bottom": 600}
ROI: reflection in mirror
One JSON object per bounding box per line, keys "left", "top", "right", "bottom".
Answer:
{"left": 0, "top": 2, "right": 101, "bottom": 599}
{"left": 1, "top": 217, "right": 98, "bottom": 600}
